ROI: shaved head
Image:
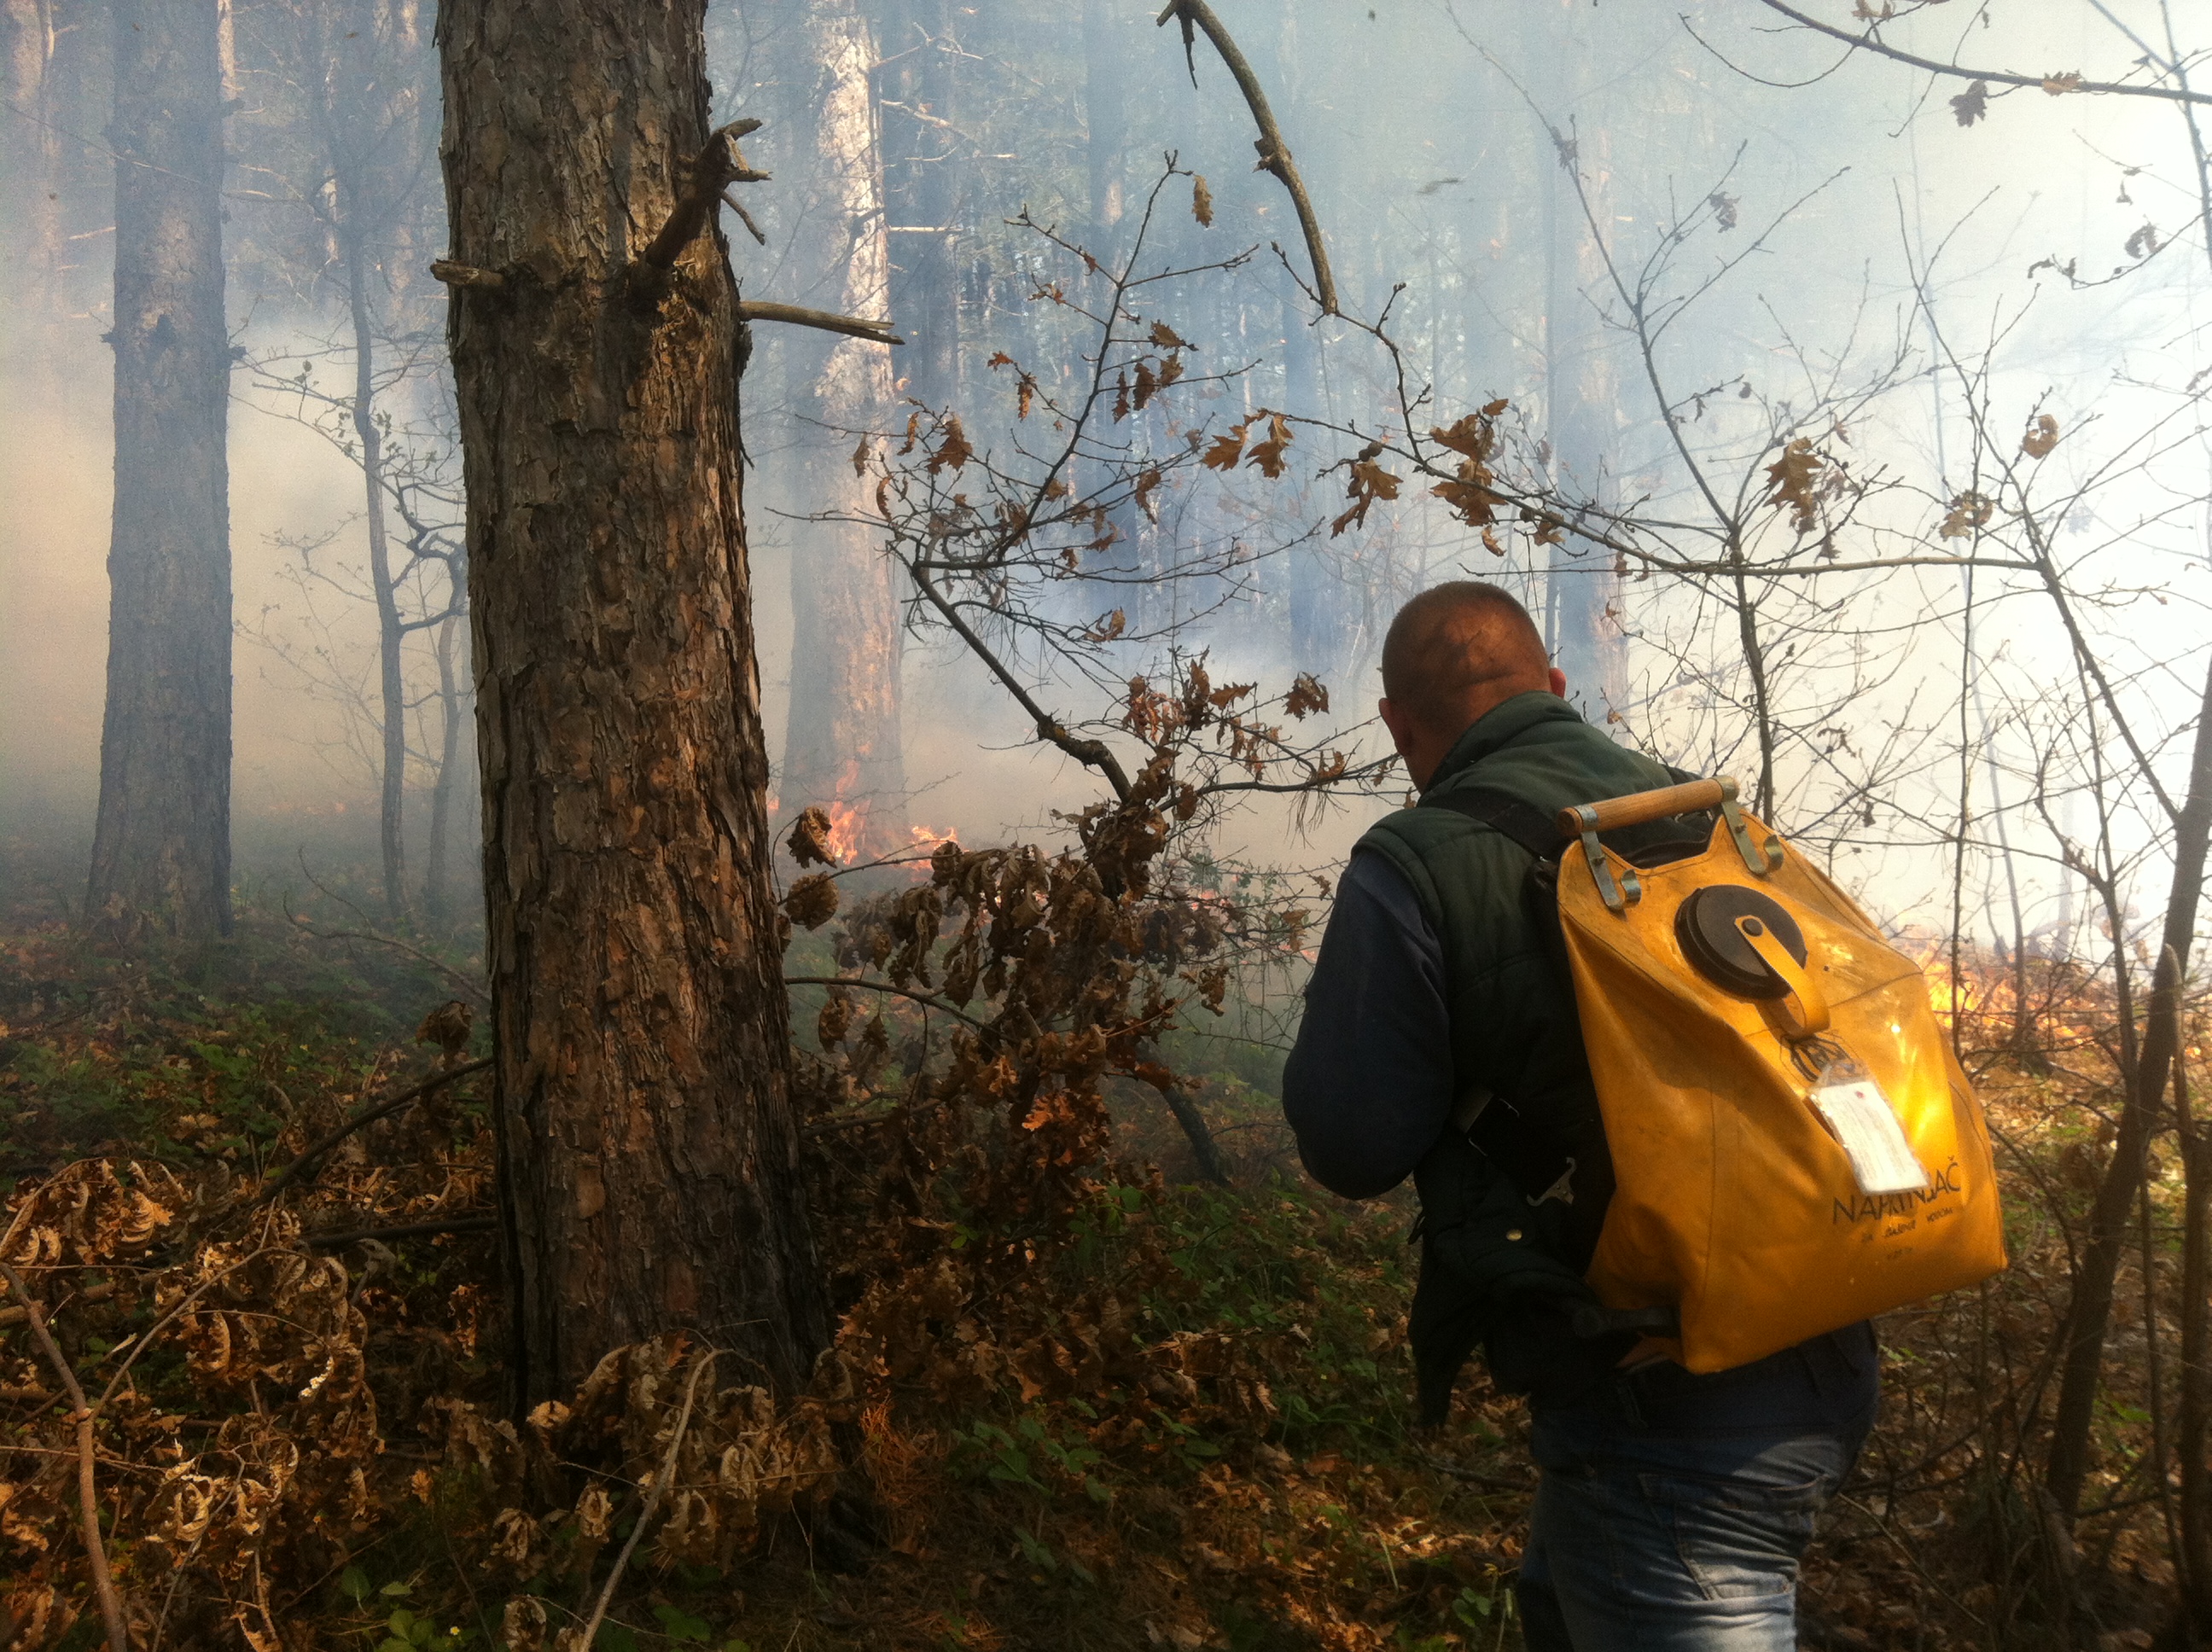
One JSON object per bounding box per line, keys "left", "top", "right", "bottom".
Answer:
{"left": 1381, "top": 582, "right": 1551, "bottom": 738}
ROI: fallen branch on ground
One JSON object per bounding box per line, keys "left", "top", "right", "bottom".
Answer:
{"left": 0, "top": 1278, "right": 115, "bottom": 1328}
{"left": 304, "top": 1214, "right": 498, "bottom": 1249}
{"left": 244, "top": 1058, "right": 495, "bottom": 1213}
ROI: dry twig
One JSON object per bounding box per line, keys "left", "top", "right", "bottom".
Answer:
{"left": 305, "top": 926, "right": 490, "bottom": 1006}
{"left": 1154, "top": 0, "right": 1338, "bottom": 313}
{"left": 738, "top": 300, "right": 903, "bottom": 345}
{"left": 0, "top": 1257, "right": 130, "bottom": 1652}
{"left": 784, "top": 975, "right": 992, "bottom": 1031}
{"left": 242, "top": 1057, "right": 494, "bottom": 1213}
{"left": 304, "top": 1214, "right": 498, "bottom": 1248}
{"left": 1751, "top": 0, "right": 2212, "bottom": 107}
{"left": 568, "top": 1349, "right": 719, "bottom": 1651}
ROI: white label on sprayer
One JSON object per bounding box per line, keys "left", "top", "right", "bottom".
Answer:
{"left": 1812, "top": 1076, "right": 1930, "bottom": 1195}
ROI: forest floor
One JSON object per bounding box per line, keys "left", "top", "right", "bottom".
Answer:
{"left": 0, "top": 832, "right": 2191, "bottom": 1652}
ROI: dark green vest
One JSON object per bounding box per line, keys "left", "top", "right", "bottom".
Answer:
{"left": 1360, "top": 692, "right": 1676, "bottom": 1420}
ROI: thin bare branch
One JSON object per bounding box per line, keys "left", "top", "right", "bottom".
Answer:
{"left": 905, "top": 559, "right": 1134, "bottom": 800}
{"left": 1154, "top": 0, "right": 1338, "bottom": 314}
{"left": 0, "top": 1257, "right": 129, "bottom": 1652}
{"left": 1754, "top": 0, "right": 2212, "bottom": 108}
{"left": 304, "top": 1214, "right": 498, "bottom": 1248}
{"left": 572, "top": 1350, "right": 718, "bottom": 1650}
{"left": 243, "top": 1057, "right": 494, "bottom": 1213}
{"left": 785, "top": 976, "right": 992, "bottom": 1031}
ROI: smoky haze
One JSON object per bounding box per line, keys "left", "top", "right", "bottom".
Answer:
{"left": 3, "top": 0, "right": 2205, "bottom": 957}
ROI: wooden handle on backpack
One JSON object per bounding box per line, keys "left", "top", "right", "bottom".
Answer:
{"left": 1556, "top": 777, "right": 1728, "bottom": 839}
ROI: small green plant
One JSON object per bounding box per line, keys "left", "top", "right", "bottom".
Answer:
{"left": 952, "top": 1413, "right": 1110, "bottom": 1502}
{"left": 650, "top": 1604, "right": 713, "bottom": 1643}
{"left": 375, "top": 1606, "right": 471, "bottom": 1652}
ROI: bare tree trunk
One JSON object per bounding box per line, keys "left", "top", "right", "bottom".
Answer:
{"left": 882, "top": 0, "right": 961, "bottom": 408}
{"left": 2046, "top": 654, "right": 2212, "bottom": 1515}
{"left": 2178, "top": 1041, "right": 2212, "bottom": 1637}
{"left": 1540, "top": 32, "right": 1626, "bottom": 725}
{"left": 777, "top": 0, "right": 908, "bottom": 856}
{"left": 438, "top": 0, "right": 828, "bottom": 1404}
{"left": 341, "top": 218, "right": 410, "bottom": 922}
{"left": 422, "top": 601, "right": 465, "bottom": 922}
{"left": 85, "top": 0, "right": 231, "bottom": 940}
{"left": 1083, "top": 0, "right": 1126, "bottom": 245}
{"left": 1264, "top": 13, "right": 1343, "bottom": 678}
{"left": 1, "top": 0, "right": 61, "bottom": 311}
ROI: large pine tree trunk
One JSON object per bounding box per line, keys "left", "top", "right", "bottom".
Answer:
{"left": 437, "top": 0, "right": 828, "bottom": 1404}
{"left": 777, "top": 0, "right": 908, "bottom": 857}
{"left": 84, "top": 0, "right": 232, "bottom": 940}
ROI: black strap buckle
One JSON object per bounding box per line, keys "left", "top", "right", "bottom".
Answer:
{"left": 1571, "top": 1303, "right": 1680, "bottom": 1341}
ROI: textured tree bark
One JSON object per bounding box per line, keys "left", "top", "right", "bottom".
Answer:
{"left": 777, "top": 0, "right": 909, "bottom": 857}
{"left": 437, "top": 0, "right": 829, "bottom": 1404}
{"left": 84, "top": 0, "right": 232, "bottom": 940}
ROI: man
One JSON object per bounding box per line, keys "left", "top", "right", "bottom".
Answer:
{"left": 1284, "top": 581, "right": 1876, "bottom": 1651}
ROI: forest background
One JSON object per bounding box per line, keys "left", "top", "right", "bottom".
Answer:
{"left": 2, "top": 0, "right": 2209, "bottom": 1649}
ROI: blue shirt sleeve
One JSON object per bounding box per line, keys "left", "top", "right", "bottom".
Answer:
{"left": 1282, "top": 848, "right": 1454, "bottom": 1198}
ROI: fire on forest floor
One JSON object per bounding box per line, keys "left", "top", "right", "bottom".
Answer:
{"left": 0, "top": 856, "right": 2192, "bottom": 1652}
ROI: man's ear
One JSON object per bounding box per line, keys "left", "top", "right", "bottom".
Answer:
{"left": 1379, "top": 696, "right": 1419, "bottom": 755}
{"left": 1548, "top": 666, "right": 1569, "bottom": 700}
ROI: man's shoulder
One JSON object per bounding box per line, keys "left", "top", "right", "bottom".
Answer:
{"left": 1461, "top": 719, "right": 1678, "bottom": 813}
{"left": 1355, "top": 800, "right": 1534, "bottom": 880}
{"left": 1353, "top": 801, "right": 1547, "bottom": 947}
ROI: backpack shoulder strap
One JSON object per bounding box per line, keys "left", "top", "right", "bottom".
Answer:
{"left": 1418, "top": 787, "right": 1564, "bottom": 861}
{"left": 1421, "top": 763, "right": 1703, "bottom": 857}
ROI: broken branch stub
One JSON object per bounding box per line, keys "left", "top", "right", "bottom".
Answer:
{"left": 430, "top": 259, "right": 504, "bottom": 289}
{"left": 737, "top": 300, "right": 904, "bottom": 346}
{"left": 636, "top": 117, "right": 771, "bottom": 275}
{"left": 1153, "top": 0, "right": 1337, "bottom": 315}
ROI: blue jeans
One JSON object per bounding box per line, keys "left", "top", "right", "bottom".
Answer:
{"left": 1516, "top": 1329, "right": 1876, "bottom": 1651}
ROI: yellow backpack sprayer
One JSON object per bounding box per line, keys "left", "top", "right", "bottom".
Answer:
{"left": 1553, "top": 777, "right": 2007, "bottom": 1371}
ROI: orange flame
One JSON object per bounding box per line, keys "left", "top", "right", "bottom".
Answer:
{"left": 824, "top": 800, "right": 865, "bottom": 864}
